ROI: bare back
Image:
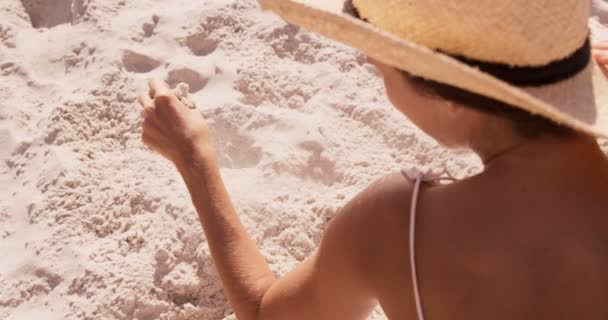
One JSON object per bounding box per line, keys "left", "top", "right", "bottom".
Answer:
{"left": 375, "top": 141, "right": 608, "bottom": 320}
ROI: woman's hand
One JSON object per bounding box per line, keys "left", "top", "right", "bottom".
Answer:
{"left": 138, "top": 79, "right": 214, "bottom": 168}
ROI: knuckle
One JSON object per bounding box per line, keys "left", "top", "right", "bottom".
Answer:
{"left": 154, "top": 94, "right": 175, "bottom": 108}
{"left": 144, "top": 104, "right": 156, "bottom": 113}
{"left": 142, "top": 109, "right": 153, "bottom": 120}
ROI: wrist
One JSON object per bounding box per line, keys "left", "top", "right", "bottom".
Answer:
{"left": 175, "top": 141, "right": 218, "bottom": 176}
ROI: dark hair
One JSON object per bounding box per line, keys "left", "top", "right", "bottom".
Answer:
{"left": 401, "top": 72, "right": 576, "bottom": 138}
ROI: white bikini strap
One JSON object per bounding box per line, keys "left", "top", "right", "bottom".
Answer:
{"left": 402, "top": 165, "right": 454, "bottom": 320}
{"left": 403, "top": 168, "right": 426, "bottom": 320}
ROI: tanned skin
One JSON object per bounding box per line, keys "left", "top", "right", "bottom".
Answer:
{"left": 136, "top": 43, "right": 608, "bottom": 320}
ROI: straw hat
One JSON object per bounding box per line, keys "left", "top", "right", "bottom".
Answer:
{"left": 259, "top": 0, "right": 608, "bottom": 138}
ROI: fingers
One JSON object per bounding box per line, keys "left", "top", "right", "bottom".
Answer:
{"left": 139, "top": 92, "right": 166, "bottom": 134}
{"left": 138, "top": 93, "right": 154, "bottom": 112}
{"left": 148, "top": 79, "right": 171, "bottom": 99}
{"left": 148, "top": 79, "right": 177, "bottom": 105}
{"left": 142, "top": 118, "right": 175, "bottom": 161}
{"left": 140, "top": 79, "right": 174, "bottom": 153}
{"left": 142, "top": 116, "right": 164, "bottom": 147}
{"left": 147, "top": 79, "right": 185, "bottom": 115}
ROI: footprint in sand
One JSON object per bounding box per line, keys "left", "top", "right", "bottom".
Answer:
{"left": 185, "top": 32, "right": 220, "bottom": 57}
{"left": 265, "top": 24, "right": 318, "bottom": 63}
{"left": 121, "top": 50, "right": 161, "bottom": 73}
{"left": 64, "top": 42, "right": 97, "bottom": 72}
{"left": 142, "top": 15, "right": 160, "bottom": 38}
{"left": 20, "top": 0, "right": 88, "bottom": 29}
{"left": 165, "top": 67, "right": 209, "bottom": 93}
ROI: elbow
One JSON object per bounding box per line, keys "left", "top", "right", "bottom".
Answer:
{"left": 231, "top": 278, "right": 276, "bottom": 320}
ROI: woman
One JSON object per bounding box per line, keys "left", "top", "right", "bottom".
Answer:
{"left": 138, "top": 1, "right": 608, "bottom": 319}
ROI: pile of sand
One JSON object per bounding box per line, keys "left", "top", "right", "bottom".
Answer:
{"left": 0, "top": 1, "right": 606, "bottom": 319}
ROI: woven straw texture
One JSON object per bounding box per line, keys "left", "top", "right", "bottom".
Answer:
{"left": 353, "top": 0, "right": 590, "bottom": 66}
{"left": 259, "top": 0, "right": 608, "bottom": 138}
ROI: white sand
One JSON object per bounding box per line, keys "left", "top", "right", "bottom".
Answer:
{"left": 0, "top": 1, "right": 606, "bottom": 319}
{"left": 594, "top": 0, "right": 608, "bottom": 24}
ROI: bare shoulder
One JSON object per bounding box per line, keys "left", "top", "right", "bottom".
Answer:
{"left": 323, "top": 172, "right": 419, "bottom": 287}
{"left": 338, "top": 172, "right": 416, "bottom": 233}
{"left": 321, "top": 172, "right": 466, "bottom": 317}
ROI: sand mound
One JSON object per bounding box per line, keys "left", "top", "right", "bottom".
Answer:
{"left": 0, "top": 0, "right": 606, "bottom": 320}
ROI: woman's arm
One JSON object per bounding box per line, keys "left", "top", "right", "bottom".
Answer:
{"left": 178, "top": 148, "right": 276, "bottom": 319}
{"left": 138, "top": 80, "right": 382, "bottom": 320}
{"left": 180, "top": 151, "right": 380, "bottom": 320}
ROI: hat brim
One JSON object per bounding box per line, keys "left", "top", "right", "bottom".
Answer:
{"left": 260, "top": 0, "right": 608, "bottom": 138}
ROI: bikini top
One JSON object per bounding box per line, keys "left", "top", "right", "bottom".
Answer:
{"left": 401, "top": 167, "right": 456, "bottom": 320}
